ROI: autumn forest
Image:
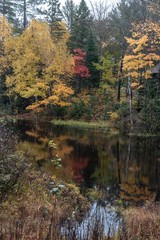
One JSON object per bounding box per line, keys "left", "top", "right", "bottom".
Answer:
{"left": 0, "top": 0, "right": 160, "bottom": 239}
{"left": 0, "top": 0, "right": 159, "bottom": 134}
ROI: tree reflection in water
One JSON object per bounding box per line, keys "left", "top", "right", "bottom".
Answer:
{"left": 10, "top": 120, "right": 160, "bottom": 237}
{"left": 15, "top": 120, "right": 160, "bottom": 204}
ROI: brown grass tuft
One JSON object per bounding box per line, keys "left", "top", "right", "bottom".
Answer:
{"left": 122, "top": 203, "right": 160, "bottom": 240}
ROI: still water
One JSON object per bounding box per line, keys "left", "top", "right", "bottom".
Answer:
{"left": 8, "top": 120, "right": 160, "bottom": 235}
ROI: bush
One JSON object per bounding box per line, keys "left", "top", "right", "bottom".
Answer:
{"left": 70, "top": 101, "right": 93, "bottom": 120}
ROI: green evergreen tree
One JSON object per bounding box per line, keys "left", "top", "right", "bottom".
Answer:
{"left": 62, "top": 0, "right": 77, "bottom": 30}
{"left": 70, "top": 0, "right": 92, "bottom": 50}
{"left": 85, "top": 28, "right": 100, "bottom": 88}
{"left": 16, "top": 0, "right": 44, "bottom": 31}
{"left": 0, "top": 0, "right": 17, "bottom": 26}
{"left": 37, "top": 0, "right": 64, "bottom": 39}
{"left": 109, "top": 0, "right": 148, "bottom": 57}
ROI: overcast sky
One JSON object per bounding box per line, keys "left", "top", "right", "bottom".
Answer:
{"left": 60, "top": 0, "right": 120, "bottom": 8}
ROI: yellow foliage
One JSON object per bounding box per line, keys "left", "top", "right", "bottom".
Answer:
{"left": 4, "top": 20, "right": 74, "bottom": 110}
{"left": 123, "top": 21, "right": 160, "bottom": 81}
{"left": 108, "top": 112, "right": 120, "bottom": 122}
{"left": 77, "top": 90, "right": 91, "bottom": 105}
{"left": 131, "top": 82, "right": 139, "bottom": 89}
{"left": 0, "top": 16, "right": 12, "bottom": 75}
{"left": 0, "top": 16, "right": 12, "bottom": 39}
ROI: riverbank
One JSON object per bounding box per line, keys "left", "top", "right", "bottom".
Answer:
{"left": 122, "top": 203, "right": 160, "bottom": 240}
{"left": 0, "top": 119, "right": 160, "bottom": 239}
{"left": 1, "top": 163, "right": 159, "bottom": 240}
{"left": 51, "top": 119, "right": 160, "bottom": 138}
{"left": 1, "top": 112, "right": 160, "bottom": 137}
{"left": 51, "top": 119, "right": 120, "bottom": 134}
{"left": 0, "top": 165, "right": 91, "bottom": 239}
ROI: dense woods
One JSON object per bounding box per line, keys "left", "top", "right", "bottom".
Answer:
{"left": 0, "top": 0, "right": 160, "bottom": 133}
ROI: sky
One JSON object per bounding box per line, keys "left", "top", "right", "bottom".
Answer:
{"left": 60, "top": 0, "right": 120, "bottom": 8}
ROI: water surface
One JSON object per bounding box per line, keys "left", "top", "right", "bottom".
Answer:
{"left": 7, "top": 119, "right": 160, "bottom": 235}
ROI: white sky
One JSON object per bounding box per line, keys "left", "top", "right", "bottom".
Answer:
{"left": 60, "top": 0, "right": 120, "bottom": 8}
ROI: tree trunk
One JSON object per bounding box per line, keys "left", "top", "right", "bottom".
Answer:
{"left": 23, "top": 0, "right": 27, "bottom": 29}
{"left": 116, "top": 140, "right": 121, "bottom": 184}
{"left": 128, "top": 73, "right": 133, "bottom": 128}
{"left": 117, "top": 55, "right": 124, "bottom": 102}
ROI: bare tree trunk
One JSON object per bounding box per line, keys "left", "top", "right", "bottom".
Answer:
{"left": 116, "top": 140, "right": 121, "bottom": 184}
{"left": 127, "top": 73, "right": 133, "bottom": 129}
{"left": 23, "top": 0, "right": 27, "bottom": 29}
{"left": 117, "top": 55, "right": 124, "bottom": 102}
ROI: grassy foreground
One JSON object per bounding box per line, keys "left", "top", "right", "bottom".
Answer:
{"left": 122, "top": 203, "right": 160, "bottom": 240}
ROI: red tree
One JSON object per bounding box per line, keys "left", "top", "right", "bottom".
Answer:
{"left": 74, "top": 48, "right": 91, "bottom": 78}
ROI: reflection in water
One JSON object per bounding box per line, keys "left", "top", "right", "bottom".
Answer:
{"left": 10, "top": 120, "right": 160, "bottom": 236}
{"left": 62, "top": 201, "right": 121, "bottom": 239}
{"left": 14, "top": 120, "right": 160, "bottom": 203}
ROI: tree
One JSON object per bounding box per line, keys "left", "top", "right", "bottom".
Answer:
{"left": 0, "top": 16, "right": 12, "bottom": 106}
{"left": 0, "top": 0, "right": 45, "bottom": 32}
{"left": 90, "top": 0, "right": 110, "bottom": 56}
{"left": 106, "top": 0, "right": 149, "bottom": 107}
{"left": 109, "top": 0, "right": 148, "bottom": 55}
{"left": 5, "top": 20, "right": 74, "bottom": 111}
{"left": 15, "top": 0, "right": 45, "bottom": 31}
{"left": 148, "top": 0, "right": 160, "bottom": 21}
{"left": 95, "top": 51, "right": 116, "bottom": 90}
{"left": 69, "top": 0, "right": 92, "bottom": 50}
{"left": 0, "top": 0, "right": 17, "bottom": 26}
{"left": 123, "top": 21, "right": 160, "bottom": 81}
{"left": 37, "top": 0, "right": 64, "bottom": 39}
{"left": 123, "top": 21, "right": 160, "bottom": 130}
{"left": 73, "top": 48, "right": 90, "bottom": 92}
{"left": 62, "top": 0, "right": 77, "bottom": 30}
{"left": 85, "top": 28, "right": 100, "bottom": 88}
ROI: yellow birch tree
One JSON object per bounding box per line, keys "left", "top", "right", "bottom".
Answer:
{"left": 123, "top": 21, "right": 160, "bottom": 82}
{"left": 5, "top": 20, "right": 74, "bottom": 111}
{"left": 123, "top": 20, "right": 160, "bottom": 128}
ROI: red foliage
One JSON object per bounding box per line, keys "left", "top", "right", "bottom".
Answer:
{"left": 73, "top": 48, "right": 91, "bottom": 78}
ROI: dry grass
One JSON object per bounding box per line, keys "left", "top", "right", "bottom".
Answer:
{"left": 0, "top": 166, "right": 122, "bottom": 239}
{"left": 0, "top": 168, "right": 90, "bottom": 240}
{"left": 122, "top": 203, "right": 160, "bottom": 240}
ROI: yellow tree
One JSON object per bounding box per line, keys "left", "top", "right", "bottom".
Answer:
{"left": 123, "top": 21, "right": 160, "bottom": 82}
{"left": 0, "top": 16, "right": 12, "bottom": 69}
{"left": 123, "top": 21, "right": 160, "bottom": 127}
{"left": 6, "top": 20, "right": 74, "bottom": 111}
{"left": 0, "top": 16, "right": 13, "bottom": 105}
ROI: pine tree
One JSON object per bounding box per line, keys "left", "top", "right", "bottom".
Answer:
{"left": 85, "top": 28, "right": 100, "bottom": 88}
{"left": 0, "top": 0, "right": 17, "bottom": 26}
{"left": 70, "top": 0, "right": 92, "bottom": 50}
{"left": 16, "top": 0, "right": 44, "bottom": 31}
{"left": 62, "top": 0, "right": 77, "bottom": 30}
{"left": 37, "top": 0, "right": 64, "bottom": 39}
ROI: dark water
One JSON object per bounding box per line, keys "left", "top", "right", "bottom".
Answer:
{"left": 7, "top": 120, "right": 160, "bottom": 234}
